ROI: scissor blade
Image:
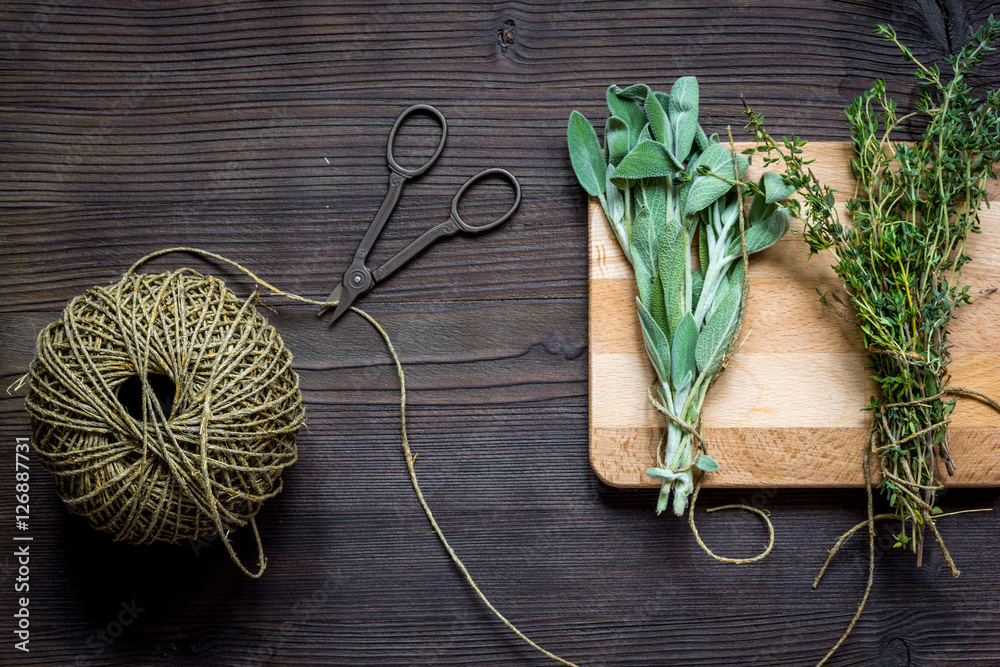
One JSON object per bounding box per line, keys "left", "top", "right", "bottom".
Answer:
{"left": 326, "top": 296, "right": 353, "bottom": 325}
{"left": 317, "top": 283, "right": 345, "bottom": 318}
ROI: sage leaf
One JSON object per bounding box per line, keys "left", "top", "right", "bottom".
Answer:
{"left": 658, "top": 219, "right": 686, "bottom": 337}
{"left": 636, "top": 178, "right": 667, "bottom": 231}
{"left": 695, "top": 275, "right": 741, "bottom": 377}
{"left": 684, "top": 176, "right": 731, "bottom": 216}
{"left": 629, "top": 202, "right": 659, "bottom": 281}
{"left": 633, "top": 252, "right": 654, "bottom": 306}
{"left": 605, "top": 116, "right": 630, "bottom": 167}
{"left": 668, "top": 76, "right": 699, "bottom": 164}
{"left": 567, "top": 111, "right": 606, "bottom": 196}
{"left": 762, "top": 170, "right": 797, "bottom": 203}
{"left": 604, "top": 165, "right": 627, "bottom": 254}
{"left": 691, "top": 142, "right": 750, "bottom": 179}
{"left": 670, "top": 311, "right": 698, "bottom": 389}
{"left": 637, "top": 123, "right": 653, "bottom": 145}
{"left": 637, "top": 297, "right": 671, "bottom": 385}
{"left": 607, "top": 85, "right": 648, "bottom": 148}
{"left": 644, "top": 89, "right": 673, "bottom": 154}
{"left": 612, "top": 140, "right": 682, "bottom": 183}
{"left": 683, "top": 144, "right": 749, "bottom": 215}
{"left": 694, "top": 454, "right": 719, "bottom": 472}
{"left": 698, "top": 224, "right": 710, "bottom": 271}
{"left": 691, "top": 267, "right": 704, "bottom": 312}
{"left": 694, "top": 123, "right": 711, "bottom": 151}
{"left": 729, "top": 207, "right": 791, "bottom": 256}
{"left": 618, "top": 83, "right": 651, "bottom": 101}
{"left": 748, "top": 175, "right": 771, "bottom": 224}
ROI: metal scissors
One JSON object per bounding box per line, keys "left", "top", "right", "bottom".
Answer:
{"left": 318, "top": 104, "right": 522, "bottom": 324}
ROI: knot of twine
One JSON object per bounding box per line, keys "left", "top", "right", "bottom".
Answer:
{"left": 646, "top": 385, "right": 774, "bottom": 565}
{"left": 23, "top": 267, "right": 303, "bottom": 578}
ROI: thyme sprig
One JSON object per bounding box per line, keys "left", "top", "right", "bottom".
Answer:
{"left": 745, "top": 17, "right": 1000, "bottom": 563}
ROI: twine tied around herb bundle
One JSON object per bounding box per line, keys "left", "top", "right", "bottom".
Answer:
{"left": 14, "top": 247, "right": 579, "bottom": 666}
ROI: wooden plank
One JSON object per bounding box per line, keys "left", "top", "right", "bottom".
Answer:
{"left": 590, "top": 142, "right": 1000, "bottom": 488}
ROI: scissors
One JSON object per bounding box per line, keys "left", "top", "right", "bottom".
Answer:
{"left": 318, "top": 104, "right": 522, "bottom": 325}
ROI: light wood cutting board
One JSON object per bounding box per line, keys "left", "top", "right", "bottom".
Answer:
{"left": 589, "top": 142, "right": 1000, "bottom": 488}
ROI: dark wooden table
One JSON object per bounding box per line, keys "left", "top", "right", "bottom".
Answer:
{"left": 2, "top": 2, "right": 999, "bottom": 665}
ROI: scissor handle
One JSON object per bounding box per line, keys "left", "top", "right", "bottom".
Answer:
{"left": 370, "top": 168, "right": 522, "bottom": 285}
{"left": 386, "top": 104, "right": 448, "bottom": 179}
{"left": 451, "top": 168, "right": 522, "bottom": 233}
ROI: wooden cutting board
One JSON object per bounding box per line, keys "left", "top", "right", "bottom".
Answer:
{"left": 589, "top": 142, "right": 1000, "bottom": 488}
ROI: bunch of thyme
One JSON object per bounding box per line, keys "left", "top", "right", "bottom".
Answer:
{"left": 745, "top": 18, "right": 1000, "bottom": 569}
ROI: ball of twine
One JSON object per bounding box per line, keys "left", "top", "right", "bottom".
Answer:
{"left": 25, "top": 268, "right": 303, "bottom": 577}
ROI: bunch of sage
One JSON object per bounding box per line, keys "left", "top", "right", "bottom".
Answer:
{"left": 568, "top": 78, "right": 791, "bottom": 516}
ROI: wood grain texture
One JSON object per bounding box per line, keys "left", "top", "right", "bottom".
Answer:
{"left": 590, "top": 143, "right": 1000, "bottom": 488}
{"left": 3, "top": 2, "right": 1000, "bottom": 666}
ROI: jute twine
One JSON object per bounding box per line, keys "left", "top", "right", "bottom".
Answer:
{"left": 22, "top": 266, "right": 303, "bottom": 578}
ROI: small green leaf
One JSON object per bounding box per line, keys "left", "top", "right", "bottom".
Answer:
{"left": 670, "top": 312, "right": 698, "bottom": 389}
{"left": 603, "top": 166, "right": 627, "bottom": 254}
{"left": 694, "top": 124, "right": 711, "bottom": 151}
{"left": 698, "top": 227, "right": 709, "bottom": 273}
{"left": 695, "top": 275, "right": 741, "bottom": 377}
{"left": 691, "top": 142, "right": 750, "bottom": 179}
{"left": 668, "top": 76, "right": 699, "bottom": 164}
{"left": 691, "top": 267, "right": 704, "bottom": 312}
{"left": 605, "top": 116, "right": 630, "bottom": 167}
{"left": 694, "top": 454, "right": 719, "bottom": 472}
{"left": 633, "top": 253, "right": 654, "bottom": 306}
{"left": 762, "top": 170, "right": 797, "bottom": 203}
{"left": 748, "top": 175, "right": 772, "bottom": 224}
{"left": 684, "top": 177, "right": 730, "bottom": 216}
{"left": 637, "top": 297, "right": 671, "bottom": 385}
{"left": 931, "top": 506, "right": 944, "bottom": 515}
{"left": 567, "top": 111, "right": 606, "bottom": 196}
{"left": 618, "top": 83, "right": 651, "bottom": 101}
{"left": 644, "top": 89, "right": 673, "bottom": 152}
{"left": 629, "top": 203, "right": 659, "bottom": 281}
{"left": 730, "top": 207, "right": 791, "bottom": 255}
{"left": 659, "top": 221, "right": 686, "bottom": 337}
{"left": 611, "top": 140, "right": 683, "bottom": 183}
{"left": 607, "top": 86, "right": 648, "bottom": 148}
{"left": 683, "top": 144, "right": 749, "bottom": 215}
{"left": 636, "top": 124, "right": 652, "bottom": 144}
